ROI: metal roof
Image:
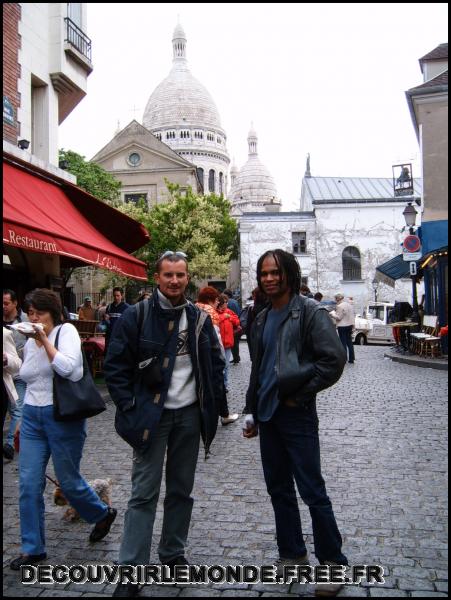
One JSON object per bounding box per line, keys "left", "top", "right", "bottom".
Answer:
{"left": 302, "top": 176, "right": 421, "bottom": 203}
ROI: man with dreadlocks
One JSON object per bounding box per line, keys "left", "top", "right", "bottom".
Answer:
{"left": 243, "top": 249, "right": 347, "bottom": 597}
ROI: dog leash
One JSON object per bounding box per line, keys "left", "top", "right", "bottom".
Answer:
{"left": 45, "top": 474, "right": 59, "bottom": 487}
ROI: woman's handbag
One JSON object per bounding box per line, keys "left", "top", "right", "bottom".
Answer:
{"left": 52, "top": 325, "right": 106, "bottom": 422}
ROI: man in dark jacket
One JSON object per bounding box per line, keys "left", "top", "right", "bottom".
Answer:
{"left": 105, "top": 287, "right": 129, "bottom": 350}
{"left": 243, "top": 249, "right": 347, "bottom": 597}
{"left": 104, "top": 252, "right": 224, "bottom": 597}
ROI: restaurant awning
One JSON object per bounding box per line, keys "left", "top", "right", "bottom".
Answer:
{"left": 374, "top": 254, "right": 421, "bottom": 288}
{"left": 3, "top": 160, "right": 149, "bottom": 281}
{"left": 418, "top": 220, "right": 448, "bottom": 256}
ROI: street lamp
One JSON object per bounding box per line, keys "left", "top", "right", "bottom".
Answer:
{"left": 371, "top": 278, "right": 379, "bottom": 303}
{"left": 402, "top": 202, "right": 418, "bottom": 232}
{"left": 402, "top": 201, "right": 419, "bottom": 325}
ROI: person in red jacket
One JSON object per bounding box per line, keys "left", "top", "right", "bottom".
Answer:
{"left": 217, "top": 294, "right": 240, "bottom": 394}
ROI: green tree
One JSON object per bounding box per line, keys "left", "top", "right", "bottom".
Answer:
{"left": 117, "top": 181, "right": 239, "bottom": 284}
{"left": 59, "top": 149, "right": 122, "bottom": 205}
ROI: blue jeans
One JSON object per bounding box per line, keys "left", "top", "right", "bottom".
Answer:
{"left": 259, "top": 402, "right": 348, "bottom": 565}
{"left": 19, "top": 404, "right": 109, "bottom": 555}
{"left": 337, "top": 326, "right": 355, "bottom": 362}
{"left": 6, "top": 378, "right": 26, "bottom": 446}
{"left": 224, "top": 348, "right": 232, "bottom": 390}
{"left": 119, "top": 402, "right": 201, "bottom": 565}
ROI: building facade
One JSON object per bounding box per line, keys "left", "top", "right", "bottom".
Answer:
{"left": 239, "top": 173, "right": 422, "bottom": 312}
{"left": 3, "top": 4, "right": 149, "bottom": 310}
{"left": 3, "top": 2, "right": 93, "bottom": 299}
{"left": 406, "top": 43, "right": 448, "bottom": 331}
{"left": 91, "top": 120, "right": 200, "bottom": 207}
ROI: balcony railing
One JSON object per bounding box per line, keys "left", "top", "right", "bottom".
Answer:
{"left": 64, "top": 17, "right": 92, "bottom": 62}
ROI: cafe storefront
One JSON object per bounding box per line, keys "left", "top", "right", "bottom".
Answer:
{"left": 3, "top": 152, "right": 149, "bottom": 305}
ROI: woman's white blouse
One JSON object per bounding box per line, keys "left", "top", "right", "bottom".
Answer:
{"left": 19, "top": 323, "right": 83, "bottom": 407}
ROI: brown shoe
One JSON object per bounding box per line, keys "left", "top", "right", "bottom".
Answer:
{"left": 315, "top": 561, "right": 344, "bottom": 597}
{"left": 274, "top": 553, "right": 309, "bottom": 577}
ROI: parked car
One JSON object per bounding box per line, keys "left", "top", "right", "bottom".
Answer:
{"left": 353, "top": 302, "right": 395, "bottom": 345}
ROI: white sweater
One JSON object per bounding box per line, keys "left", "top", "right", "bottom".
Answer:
{"left": 157, "top": 290, "right": 197, "bottom": 410}
{"left": 331, "top": 301, "right": 355, "bottom": 328}
{"left": 19, "top": 323, "right": 83, "bottom": 407}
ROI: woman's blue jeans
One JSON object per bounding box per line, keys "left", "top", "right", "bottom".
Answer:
{"left": 259, "top": 401, "right": 348, "bottom": 565}
{"left": 6, "top": 378, "right": 26, "bottom": 446}
{"left": 19, "top": 404, "right": 109, "bottom": 555}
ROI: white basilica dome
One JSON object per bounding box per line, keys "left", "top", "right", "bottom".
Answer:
{"left": 142, "top": 23, "right": 229, "bottom": 196}
{"left": 230, "top": 127, "right": 280, "bottom": 212}
{"left": 142, "top": 63, "right": 222, "bottom": 130}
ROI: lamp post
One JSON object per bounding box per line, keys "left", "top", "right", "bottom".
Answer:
{"left": 402, "top": 201, "right": 419, "bottom": 325}
{"left": 371, "top": 278, "right": 379, "bottom": 303}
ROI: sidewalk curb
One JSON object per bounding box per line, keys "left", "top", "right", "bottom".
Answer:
{"left": 384, "top": 352, "right": 448, "bottom": 370}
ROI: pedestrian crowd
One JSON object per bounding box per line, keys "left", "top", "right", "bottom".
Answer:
{"left": 3, "top": 247, "right": 357, "bottom": 598}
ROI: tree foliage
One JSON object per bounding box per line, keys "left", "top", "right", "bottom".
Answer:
{"left": 117, "top": 182, "right": 239, "bottom": 283}
{"left": 59, "top": 149, "right": 122, "bottom": 205}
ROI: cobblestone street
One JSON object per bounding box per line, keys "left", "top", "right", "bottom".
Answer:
{"left": 3, "top": 344, "right": 448, "bottom": 597}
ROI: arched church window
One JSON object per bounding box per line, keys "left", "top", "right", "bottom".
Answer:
{"left": 342, "top": 246, "right": 362, "bottom": 281}
{"left": 209, "top": 169, "right": 215, "bottom": 193}
{"left": 197, "top": 168, "right": 204, "bottom": 193}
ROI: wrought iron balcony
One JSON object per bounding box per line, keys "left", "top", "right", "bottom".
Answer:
{"left": 64, "top": 17, "right": 92, "bottom": 63}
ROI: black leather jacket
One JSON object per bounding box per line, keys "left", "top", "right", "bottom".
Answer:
{"left": 245, "top": 294, "right": 346, "bottom": 418}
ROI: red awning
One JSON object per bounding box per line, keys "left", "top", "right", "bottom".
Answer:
{"left": 3, "top": 161, "right": 149, "bottom": 280}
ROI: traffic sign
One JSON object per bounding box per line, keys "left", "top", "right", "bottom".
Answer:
{"left": 403, "top": 235, "right": 421, "bottom": 253}
{"left": 403, "top": 250, "right": 422, "bottom": 261}
{"left": 409, "top": 261, "right": 417, "bottom": 276}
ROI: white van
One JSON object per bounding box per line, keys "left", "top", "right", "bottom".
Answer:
{"left": 353, "top": 302, "right": 395, "bottom": 345}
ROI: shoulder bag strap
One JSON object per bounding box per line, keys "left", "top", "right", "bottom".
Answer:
{"left": 54, "top": 323, "right": 88, "bottom": 375}
{"left": 53, "top": 324, "right": 64, "bottom": 349}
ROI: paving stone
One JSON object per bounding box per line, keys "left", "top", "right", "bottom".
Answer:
{"left": 220, "top": 592, "right": 260, "bottom": 597}
{"left": 3, "top": 345, "right": 448, "bottom": 599}
{"left": 368, "top": 589, "right": 408, "bottom": 597}
{"left": 410, "top": 593, "right": 448, "bottom": 598}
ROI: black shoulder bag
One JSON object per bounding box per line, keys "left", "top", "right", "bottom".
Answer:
{"left": 53, "top": 324, "right": 106, "bottom": 422}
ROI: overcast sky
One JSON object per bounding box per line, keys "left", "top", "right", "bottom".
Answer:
{"left": 59, "top": 3, "right": 448, "bottom": 211}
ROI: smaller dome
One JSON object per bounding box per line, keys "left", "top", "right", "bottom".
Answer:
{"left": 230, "top": 126, "right": 279, "bottom": 211}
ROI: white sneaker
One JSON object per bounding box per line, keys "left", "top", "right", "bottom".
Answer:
{"left": 274, "top": 553, "right": 309, "bottom": 577}
{"left": 221, "top": 413, "right": 239, "bottom": 425}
